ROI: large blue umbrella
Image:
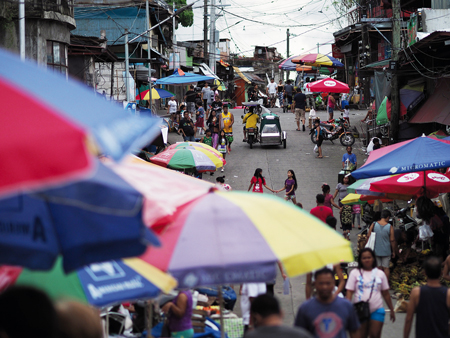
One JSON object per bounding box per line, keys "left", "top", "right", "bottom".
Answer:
{"left": 0, "top": 162, "right": 160, "bottom": 272}
{"left": 155, "top": 68, "right": 215, "bottom": 85}
{"left": 352, "top": 136, "right": 450, "bottom": 179}
{"left": 0, "top": 48, "right": 161, "bottom": 162}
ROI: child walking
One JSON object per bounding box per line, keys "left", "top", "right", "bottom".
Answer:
{"left": 275, "top": 170, "right": 298, "bottom": 204}
{"left": 343, "top": 105, "right": 350, "bottom": 125}
{"left": 352, "top": 204, "right": 361, "bottom": 230}
{"left": 200, "top": 129, "right": 213, "bottom": 147}
{"left": 216, "top": 130, "right": 229, "bottom": 172}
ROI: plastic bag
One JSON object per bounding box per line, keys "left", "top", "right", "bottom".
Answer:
{"left": 314, "top": 144, "right": 319, "bottom": 153}
{"left": 283, "top": 278, "right": 290, "bottom": 295}
{"left": 419, "top": 224, "right": 434, "bottom": 241}
{"left": 365, "top": 233, "right": 376, "bottom": 250}
{"left": 309, "top": 108, "right": 316, "bottom": 117}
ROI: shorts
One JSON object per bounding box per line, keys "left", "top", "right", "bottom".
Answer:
{"left": 295, "top": 108, "right": 305, "bottom": 122}
{"left": 186, "top": 102, "right": 196, "bottom": 113}
{"left": 286, "top": 95, "right": 293, "bottom": 104}
{"left": 328, "top": 107, "right": 334, "bottom": 115}
{"left": 225, "top": 132, "right": 234, "bottom": 143}
{"left": 285, "top": 194, "right": 296, "bottom": 200}
{"left": 342, "top": 223, "right": 352, "bottom": 231}
{"left": 370, "top": 308, "right": 385, "bottom": 322}
{"left": 195, "top": 117, "right": 204, "bottom": 128}
{"left": 376, "top": 256, "right": 390, "bottom": 268}
{"left": 316, "top": 134, "right": 324, "bottom": 147}
{"left": 269, "top": 93, "right": 276, "bottom": 99}
{"left": 171, "top": 328, "right": 194, "bottom": 338}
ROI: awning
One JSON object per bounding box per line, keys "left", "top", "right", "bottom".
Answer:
{"left": 410, "top": 78, "right": 450, "bottom": 125}
{"left": 199, "top": 63, "right": 220, "bottom": 80}
{"left": 233, "top": 66, "right": 251, "bottom": 84}
{"left": 362, "top": 59, "right": 390, "bottom": 69}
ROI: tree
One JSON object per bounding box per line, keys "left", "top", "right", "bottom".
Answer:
{"left": 167, "top": 0, "right": 193, "bottom": 28}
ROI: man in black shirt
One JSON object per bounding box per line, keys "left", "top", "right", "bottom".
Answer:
{"left": 246, "top": 294, "right": 312, "bottom": 338}
{"left": 178, "top": 111, "right": 195, "bottom": 141}
{"left": 292, "top": 87, "right": 307, "bottom": 131}
{"left": 184, "top": 85, "right": 197, "bottom": 116}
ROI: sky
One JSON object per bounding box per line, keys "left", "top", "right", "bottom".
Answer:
{"left": 175, "top": 0, "right": 354, "bottom": 59}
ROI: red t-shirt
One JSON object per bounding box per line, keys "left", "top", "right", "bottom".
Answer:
{"left": 251, "top": 176, "right": 266, "bottom": 193}
{"left": 310, "top": 206, "right": 333, "bottom": 223}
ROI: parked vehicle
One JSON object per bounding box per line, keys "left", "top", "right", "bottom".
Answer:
{"left": 309, "top": 116, "right": 355, "bottom": 146}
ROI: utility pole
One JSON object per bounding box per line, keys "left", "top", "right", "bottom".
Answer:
{"left": 173, "top": 2, "right": 177, "bottom": 69}
{"left": 203, "top": 0, "right": 208, "bottom": 63}
{"left": 146, "top": 0, "right": 153, "bottom": 109}
{"left": 390, "top": 0, "right": 401, "bottom": 142}
{"left": 286, "top": 28, "right": 290, "bottom": 81}
{"left": 317, "top": 43, "right": 319, "bottom": 53}
{"left": 125, "top": 29, "right": 130, "bottom": 102}
{"left": 361, "top": 1, "right": 370, "bottom": 107}
{"left": 209, "top": 0, "right": 216, "bottom": 73}
{"left": 19, "top": 1, "right": 25, "bottom": 60}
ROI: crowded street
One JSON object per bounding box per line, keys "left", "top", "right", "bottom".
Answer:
{"left": 3, "top": 0, "right": 450, "bottom": 338}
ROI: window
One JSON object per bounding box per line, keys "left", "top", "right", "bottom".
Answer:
{"left": 47, "top": 41, "right": 68, "bottom": 75}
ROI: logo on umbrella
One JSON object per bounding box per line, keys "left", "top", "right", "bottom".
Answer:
{"left": 324, "top": 81, "right": 336, "bottom": 87}
{"left": 397, "top": 173, "right": 419, "bottom": 183}
{"left": 389, "top": 167, "right": 399, "bottom": 174}
{"left": 428, "top": 173, "right": 450, "bottom": 183}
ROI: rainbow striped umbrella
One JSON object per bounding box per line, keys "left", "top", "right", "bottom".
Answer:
{"left": 136, "top": 88, "right": 175, "bottom": 100}
{"left": 291, "top": 53, "right": 344, "bottom": 68}
{"left": 168, "top": 142, "right": 225, "bottom": 167}
{"left": 0, "top": 257, "right": 177, "bottom": 307}
{"left": 149, "top": 148, "right": 218, "bottom": 172}
{"left": 142, "top": 191, "right": 354, "bottom": 288}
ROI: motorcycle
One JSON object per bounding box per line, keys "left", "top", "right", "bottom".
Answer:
{"left": 309, "top": 116, "right": 355, "bottom": 147}
{"left": 246, "top": 127, "right": 258, "bottom": 149}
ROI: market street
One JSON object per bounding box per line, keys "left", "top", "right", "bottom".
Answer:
{"left": 166, "top": 107, "right": 408, "bottom": 337}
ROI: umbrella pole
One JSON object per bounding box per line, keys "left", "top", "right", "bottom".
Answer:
{"left": 218, "top": 286, "right": 225, "bottom": 338}
{"left": 147, "top": 301, "right": 154, "bottom": 338}
{"left": 106, "top": 311, "right": 109, "bottom": 338}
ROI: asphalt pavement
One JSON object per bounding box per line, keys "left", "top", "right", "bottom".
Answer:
{"left": 166, "top": 106, "right": 406, "bottom": 337}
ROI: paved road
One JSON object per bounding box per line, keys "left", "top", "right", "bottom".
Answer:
{"left": 167, "top": 107, "right": 406, "bottom": 337}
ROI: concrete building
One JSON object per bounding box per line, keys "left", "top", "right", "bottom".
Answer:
{"left": 0, "top": 0, "right": 76, "bottom": 73}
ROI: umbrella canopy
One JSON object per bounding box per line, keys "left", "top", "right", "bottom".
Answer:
{"left": 278, "top": 55, "right": 301, "bottom": 71}
{"left": 107, "top": 161, "right": 214, "bottom": 230}
{"left": 143, "top": 191, "right": 354, "bottom": 288}
{"left": 291, "top": 53, "right": 344, "bottom": 68}
{"left": 400, "top": 84, "right": 425, "bottom": 111}
{"left": 214, "top": 79, "right": 227, "bottom": 91}
{"left": 149, "top": 148, "right": 219, "bottom": 172}
{"left": 0, "top": 162, "right": 160, "bottom": 272}
{"left": 306, "top": 78, "right": 350, "bottom": 93}
{"left": 370, "top": 171, "right": 450, "bottom": 198}
{"left": 341, "top": 193, "right": 392, "bottom": 205}
{"left": 155, "top": 69, "right": 215, "bottom": 86}
{"left": 296, "top": 65, "right": 334, "bottom": 75}
{"left": 0, "top": 257, "right": 177, "bottom": 307}
{"left": 136, "top": 88, "right": 175, "bottom": 101}
{"left": 0, "top": 48, "right": 162, "bottom": 196}
{"left": 347, "top": 176, "right": 392, "bottom": 196}
{"left": 352, "top": 136, "right": 450, "bottom": 179}
{"left": 376, "top": 96, "right": 407, "bottom": 125}
{"left": 167, "top": 143, "right": 225, "bottom": 166}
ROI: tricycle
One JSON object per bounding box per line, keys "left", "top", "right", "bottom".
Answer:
{"left": 242, "top": 103, "right": 287, "bottom": 149}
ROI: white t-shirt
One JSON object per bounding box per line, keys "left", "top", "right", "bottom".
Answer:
{"left": 267, "top": 82, "right": 277, "bottom": 94}
{"left": 168, "top": 100, "right": 178, "bottom": 114}
{"left": 240, "top": 283, "right": 267, "bottom": 325}
{"left": 343, "top": 108, "right": 350, "bottom": 118}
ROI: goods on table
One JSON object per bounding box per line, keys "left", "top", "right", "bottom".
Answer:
{"left": 389, "top": 249, "right": 449, "bottom": 300}
{"left": 357, "top": 234, "right": 367, "bottom": 255}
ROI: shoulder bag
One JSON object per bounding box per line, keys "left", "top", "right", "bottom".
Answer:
{"left": 353, "top": 269, "right": 375, "bottom": 323}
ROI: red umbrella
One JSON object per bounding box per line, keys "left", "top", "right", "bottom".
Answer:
{"left": 370, "top": 171, "right": 450, "bottom": 198}
{"left": 306, "top": 78, "right": 350, "bottom": 93}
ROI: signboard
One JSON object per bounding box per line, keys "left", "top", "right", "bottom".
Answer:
{"left": 332, "top": 44, "right": 344, "bottom": 59}
{"left": 407, "top": 14, "right": 418, "bottom": 46}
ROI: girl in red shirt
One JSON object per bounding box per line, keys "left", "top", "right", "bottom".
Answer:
{"left": 248, "top": 168, "right": 274, "bottom": 193}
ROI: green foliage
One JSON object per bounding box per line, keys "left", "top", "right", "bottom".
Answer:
{"left": 167, "top": 0, "right": 194, "bottom": 27}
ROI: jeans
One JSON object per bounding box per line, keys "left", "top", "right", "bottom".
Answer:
{"left": 183, "top": 135, "right": 196, "bottom": 142}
